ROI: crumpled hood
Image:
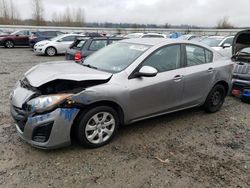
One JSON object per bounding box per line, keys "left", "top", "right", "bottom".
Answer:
{"left": 24, "top": 61, "right": 112, "bottom": 87}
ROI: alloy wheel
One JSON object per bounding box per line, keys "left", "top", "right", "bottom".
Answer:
{"left": 85, "top": 112, "right": 115, "bottom": 144}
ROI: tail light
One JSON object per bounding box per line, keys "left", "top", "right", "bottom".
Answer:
{"left": 74, "top": 52, "right": 82, "bottom": 62}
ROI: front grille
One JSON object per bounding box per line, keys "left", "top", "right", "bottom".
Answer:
{"left": 12, "top": 106, "right": 28, "bottom": 132}
{"left": 233, "top": 64, "right": 250, "bottom": 74}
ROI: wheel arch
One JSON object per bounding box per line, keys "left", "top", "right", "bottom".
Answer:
{"left": 70, "top": 100, "right": 125, "bottom": 139}
{"left": 214, "top": 80, "right": 230, "bottom": 95}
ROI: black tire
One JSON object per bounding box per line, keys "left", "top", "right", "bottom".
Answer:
{"left": 74, "top": 106, "right": 119, "bottom": 148}
{"left": 204, "top": 84, "right": 226, "bottom": 113}
{"left": 4, "top": 40, "right": 14, "bottom": 48}
{"left": 45, "top": 47, "right": 57, "bottom": 56}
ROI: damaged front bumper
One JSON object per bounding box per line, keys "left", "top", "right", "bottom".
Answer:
{"left": 10, "top": 81, "right": 80, "bottom": 149}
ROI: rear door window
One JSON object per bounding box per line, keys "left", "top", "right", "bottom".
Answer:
{"left": 185, "top": 45, "right": 207, "bottom": 66}
{"left": 89, "top": 40, "right": 107, "bottom": 51}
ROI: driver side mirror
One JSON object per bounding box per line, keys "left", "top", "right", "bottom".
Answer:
{"left": 57, "top": 39, "right": 63, "bottom": 42}
{"left": 222, "top": 43, "right": 231, "bottom": 49}
{"left": 135, "top": 66, "right": 158, "bottom": 77}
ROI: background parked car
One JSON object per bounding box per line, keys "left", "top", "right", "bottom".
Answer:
{"left": 124, "top": 33, "right": 167, "bottom": 38}
{"left": 0, "top": 30, "right": 33, "bottom": 48}
{"left": 231, "top": 30, "right": 250, "bottom": 102}
{"left": 29, "top": 31, "right": 64, "bottom": 48}
{"left": 200, "top": 36, "right": 234, "bottom": 57}
{"left": 65, "top": 37, "right": 124, "bottom": 62}
{"left": 33, "top": 34, "right": 85, "bottom": 56}
{"left": 178, "top": 34, "right": 200, "bottom": 40}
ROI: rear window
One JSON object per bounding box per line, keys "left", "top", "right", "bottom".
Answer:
{"left": 71, "top": 39, "right": 86, "bottom": 49}
{"left": 89, "top": 40, "right": 107, "bottom": 51}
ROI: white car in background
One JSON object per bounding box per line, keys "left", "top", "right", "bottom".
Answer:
{"left": 34, "top": 34, "right": 85, "bottom": 56}
{"left": 124, "top": 32, "right": 167, "bottom": 39}
{"left": 200, "top": 36, "right": 234, "bottom": 57}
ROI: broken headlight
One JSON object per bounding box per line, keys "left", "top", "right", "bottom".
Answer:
{"left": 26, "top": 94, "right": 72, "bottom": 113}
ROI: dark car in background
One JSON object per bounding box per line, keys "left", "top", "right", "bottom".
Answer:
{"left": 29, "top": 31, "right": 64, "bottom": 48}
{"left": 231, "top": 30, "right": 250, "bottom": 102}
{"left": 65, "top": 37, "right": 124, "bottom": 62}
{"left": 0, "top": 30, "right": 33, "bottom": 48}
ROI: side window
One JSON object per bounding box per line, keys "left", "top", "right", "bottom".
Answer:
{"left": 222, "top": 37, "right": 234, "bottom": 46}
{"left": 61, "top": 36, "right": 76, "bottom": 42}
{"left": 17, "top": 31, "right": 27, "bottom": 36}
{"left": 143, "top": 45, "right": 181, "bottom": 72}
{"left": 186, "top": 45, "right": 206, "bottom": 66}
{"left": 205, "top": 50, "right": 213, "bottom": 63}
{"left": 89, "top": 40, "right": 107, "bottom": 51}
{"left": 75, "top": 40, "right": 86, "bottom": 48}
{"left": 46, "top": 31, "right": 56, "bottom": 36}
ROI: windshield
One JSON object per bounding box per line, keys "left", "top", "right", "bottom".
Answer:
{"left": 201, "top": 38, "right": 223, "bottom": 47}
{"left": 83, "top": 42, "right": 150, "bottom": 73}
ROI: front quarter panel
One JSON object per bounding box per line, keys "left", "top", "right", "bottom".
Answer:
{"left": 71, "top": 73, "right": 130, "bottom": 122}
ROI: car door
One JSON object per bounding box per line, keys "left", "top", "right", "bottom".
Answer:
{"left": 56, "top": 35, "right": 77, "bottom": 53}
{"left": 127, "top": 44, "right": 185, "bottom": 120}
{"left": 14, "top": 30, "right": 29, "bottom": 45}
{"left": 181, "top": 44, "right": 215, "bottom": 106}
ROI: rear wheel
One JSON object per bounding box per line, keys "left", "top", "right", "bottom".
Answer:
{"left": 45, "top": 47, "right": 56, "bottom": 56}
{"left": 204, "top": 84, "right": 226, "bottom": 113}
{"left": 4, "top": 40, "right": 14, "bottom": 48}
{"left": 75, "top": 106, "right": 119, "bottom": 148}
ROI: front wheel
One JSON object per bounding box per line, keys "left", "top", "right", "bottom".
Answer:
{"left": 204, "top": 84, "right": 226, "bottom": 113}
{"left": 75, "top": 106, "right": 119, "bottom": 148}
{"left": 4, "top": 40, "right": 14, "bottom": 48}
{"left": 45, "top": 47, "right": 57, "bottom": 56}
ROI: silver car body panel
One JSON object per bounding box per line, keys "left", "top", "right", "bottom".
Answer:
{"left": 24, "top": 61, "right": 112, "bottom": 87}
{"left": 10, "top": 38, "right": 233, "bottom": 149}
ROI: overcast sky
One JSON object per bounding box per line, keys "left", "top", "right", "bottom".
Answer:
{"left": 15, "top": 0, "right": 250, "bottom": 27}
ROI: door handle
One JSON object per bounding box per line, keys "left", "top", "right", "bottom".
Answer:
{"left": 208, "top": 68, "right": 215, "bottom": 73}
{"left": 173, "top": 75, "right": 184, "bottom": 81}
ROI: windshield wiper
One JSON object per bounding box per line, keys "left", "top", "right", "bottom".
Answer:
{"left": 82, "top": 64, "right": 98, "bottom": 69}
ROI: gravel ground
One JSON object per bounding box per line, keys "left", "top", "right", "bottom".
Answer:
{"left": 0, "top": 47, "right": 249, "bottom": 188}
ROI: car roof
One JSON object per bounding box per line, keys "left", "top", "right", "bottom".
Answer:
{"left": 206, "top": 35, "right": 234, "bottom": 39}
{"left": 120, "top": 38, "right": 187, "bottom": 46}
{"left": 76, "top": 37, "right": 124, "bottom": 40}
{"left": 61, "top": 33, "right": 85, "bottom": 37}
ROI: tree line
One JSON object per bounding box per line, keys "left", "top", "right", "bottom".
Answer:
{"left": 0, "top": 0, "right": 235, "bottom": 29}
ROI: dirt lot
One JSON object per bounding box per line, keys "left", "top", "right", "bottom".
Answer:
{"left": 0, "top": 47, "right": 249, "bottom": 188}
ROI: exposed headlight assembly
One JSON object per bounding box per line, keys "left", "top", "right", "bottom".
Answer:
{"left": 27, "top": 94, "right": 72, "bottom": 113}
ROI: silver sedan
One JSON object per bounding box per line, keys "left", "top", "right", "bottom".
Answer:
{"left": 10, "top": 38, "right": 233, "bottom": 149}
